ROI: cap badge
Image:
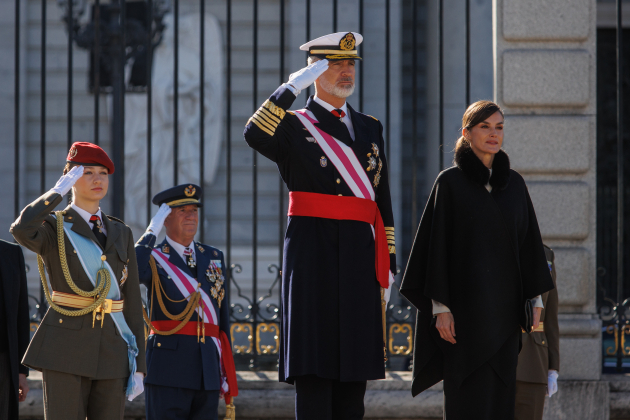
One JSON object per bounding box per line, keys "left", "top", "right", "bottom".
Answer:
{"left": 69, "top": 146, "right": 78, "bottom": 158}
{"left": 320, "top": 156, "right": 328, "bottom": 167}
{"left": 184, "top": 185, "right": 196, "bottom": 197}
{"left": 340, "top": 33, "right": 356, "bottom": 51}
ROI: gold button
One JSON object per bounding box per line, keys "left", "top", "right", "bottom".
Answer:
{"left": 198, "top": 283, "right": 202, "bottom": 287}
{"left": 59, "top": 319, "right": 63, "bottom": 324}
{"left": 73, "top": 250, "right": 77, "bottom": 254}
{"left": 68, "top": 216, "right": 73, "bottom": 220}
{"left": 336, "top": 178, "right": 340, "bottom": 184}
{"left": 167, "top": 276, "right": 171, "bottom": 280}
{"left": 44, "top": 201, "right": 49, "bottom": 205}
{"left": 157, "top": 343, "right": 161, "bottom": 347}
{"left": 338, "top": 194, "right": 342, "bottom": 196}
{"left": 96, "top": 315, "right": 102, "bottom": 321}
{"left": 101, "top": 255, "right": 106, "bottom": 261}
{"left": 127, "top": 259, "right": 129, "bottom": 263}
{"left": 542, "top": 341, "right": 545, "bottom": 344}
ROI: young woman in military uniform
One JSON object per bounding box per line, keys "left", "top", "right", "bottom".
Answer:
{"left": 11, "top": 142, "right": 146, "bottom": 420}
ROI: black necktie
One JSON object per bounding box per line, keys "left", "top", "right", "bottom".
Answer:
{"left": 89, "top": 215, "right": 107, "bottom": 249}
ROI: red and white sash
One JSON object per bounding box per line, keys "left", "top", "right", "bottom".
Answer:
{"left": 151, "top": 249, "right": 230, "bottom": 394}
{"left": 294, "top": 109, "right": 375, "bottom": 202}
{"left": 293, "top": 109, "right": 394, "bottom": 288}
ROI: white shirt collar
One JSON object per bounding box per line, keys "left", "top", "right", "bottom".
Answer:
{"left": 314, "top": 95, "right": 348, "bottom": 115}
{"left": 165, "top": 234, "right": 196, "bottom": 263}
{"left": 71, "top": 202, "right": 107, "bottom": 235}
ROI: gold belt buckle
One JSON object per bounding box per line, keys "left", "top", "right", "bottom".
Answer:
{"left": 92, "top": 299, "right": 113, "bottom": 328}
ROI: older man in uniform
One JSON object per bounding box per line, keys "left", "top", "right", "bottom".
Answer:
{"left": 135, "top": 184, "right": 237, "bottom": 420}
{"left": 515, "top": 244, "right": 560, "bottom": 420}
{"left": 244, "top": 32, "right": 397, "bottom": 420}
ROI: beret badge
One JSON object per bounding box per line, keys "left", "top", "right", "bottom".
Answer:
{"left": 69, "top": 146, "right": 78, "bottom": 159}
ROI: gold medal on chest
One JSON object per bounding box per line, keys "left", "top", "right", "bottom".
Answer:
{"left": 320, "top": 156, "right": 328, "bottom": 167}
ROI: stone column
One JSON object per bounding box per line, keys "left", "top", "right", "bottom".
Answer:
{"left": 493, "top": 0, "right": 606, "bottom": 418}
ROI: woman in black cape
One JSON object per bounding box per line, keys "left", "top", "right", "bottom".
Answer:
{"left": 400, "top": 101, "right": 554, "bottom": 419}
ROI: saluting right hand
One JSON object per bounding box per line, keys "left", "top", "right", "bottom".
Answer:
{"left": 286, "top": 59, "right": 329, "bottom": 94}
{"left": 436, "top": 312, "right": 457, "bottom": 344}
{"left": 51, "top": 165, "right": 84, "bottom": 197}
{"left": 146, "top": 203, "right": 172, "bottom": 237}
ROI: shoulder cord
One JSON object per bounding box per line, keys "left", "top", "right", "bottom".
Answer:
{"left": 36, "top": 211, "right": 111, "bottom": 317}
{"left": 142, "top": 255, "right": 202, "bottom": 338}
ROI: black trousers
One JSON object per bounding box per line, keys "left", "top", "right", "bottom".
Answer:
{"left": 294, "top": 375, "right": 367, "bottom": 420}
{"left": 443, "top": 330, "right": 520, "bottom": 420}
{"left": 145, "top": 383, "right": 219, "bottom": 420}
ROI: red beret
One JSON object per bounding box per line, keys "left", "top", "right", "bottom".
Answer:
{"left": 66, "top": 142, "right": 115, "bottom": 174}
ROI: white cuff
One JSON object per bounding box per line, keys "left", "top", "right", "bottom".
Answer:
{"left": 432, "top": 299, "right": 451, "bottom": 315}
{"left": 50, "top": 187, "right": 64, "bottom": 195}
{"left": 284, "top": 83, "right": 300, "bottom": 96}
{"left": 532, "top": 295, "right": 544, "bottom": 309}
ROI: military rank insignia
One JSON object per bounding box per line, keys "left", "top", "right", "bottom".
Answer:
{"left": 162, "top": 244, "right": 170, "bottom": 254}
{"left": 120, "top": 265, "right": 129, "bottom": 287}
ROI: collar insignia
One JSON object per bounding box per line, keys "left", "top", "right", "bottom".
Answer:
{"left": 162, "top": 244, "right": 170, "bottom": 254}
{"left": 197, "top": 244, "right": 205, "bottom": 253}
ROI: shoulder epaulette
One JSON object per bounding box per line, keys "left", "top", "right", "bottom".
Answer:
{"left": 286, "top": 110, "right": 295, "bottom": 115}
{"left": 107, "top": 215, "right": 126, "bottom": 225}
{"left": 367, "top": 115, "right": 378, "bottom": 121}
{"left": 543, "top": 244, "right": 552, "bottom": 251}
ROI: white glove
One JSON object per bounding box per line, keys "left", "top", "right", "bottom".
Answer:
{"left": 286, "top": 59, "right": 329, "bottom": 95}
{"left": 51, "top": 165, "right": 84, "bottom": 196}
{"left": 127, "top": 372, "right": 145, "bottom": 401}
{"left": 146, "top": 203, "right": 172, "bottom": 236}
{"left": 547, "top": 370, "right": 558, "bottom": 397}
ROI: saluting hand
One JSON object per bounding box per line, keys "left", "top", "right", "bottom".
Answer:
{"left": 146, "top": 203, "right": 172, "bottom": 236}
{"left": 436, "top": 312, "right": 457, "bottom": 344}
{"left": 287, "top": 59, "right": 329, "bottom": 94}
{"left": 51, "top": 165, "right": 84, "bottom": 197}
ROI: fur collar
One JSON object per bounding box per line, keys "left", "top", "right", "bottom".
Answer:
{"left": 454, "top": 143, "right": 511, "bottom": 190}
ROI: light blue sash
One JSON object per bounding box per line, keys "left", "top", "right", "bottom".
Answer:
{"left": 63, "top": 223, "right": 139, "bottom": 397}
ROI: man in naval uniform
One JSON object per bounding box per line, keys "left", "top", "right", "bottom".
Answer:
{"left": 135, "top": 184, "right": 237, "bottom": 420}
{"left": 244, "top": 32, "right": 397, "bottom": 419}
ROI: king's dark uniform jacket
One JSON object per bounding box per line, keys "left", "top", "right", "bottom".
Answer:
{"left": 135, "top": 234, "right": 230, "bottom": 391}
{"left": 244, "top": 85, "right": 396, "bottom": 384}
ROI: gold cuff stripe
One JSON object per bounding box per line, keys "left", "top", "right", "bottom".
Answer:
{"left": 255, "top": 109, "right": 281, "bottom": 127}
{"left": 262, "top": 99, "right": 286, "bottom": 119}
{"left": 251, "top": 115, "right": 277, "bottom": 133}
{"left": 385, "top": 227, "right": 395, "bottom": 231}
{"left": 522, "top": 322, "right": 544, "bottom": 333}
{"left": 310, "top": 49, "right": 358, "bottom": 55}
{"left": 167, "top": 198, "right": 200, "bottom": 207}
{"left": 389, "top": 245, "right": 396, "bottom": 254}
{"left": 250, "top": 118, "right": 275, "bottom": 136}
{"left": 258, "top": 107, "right": 281, "bottom": 124}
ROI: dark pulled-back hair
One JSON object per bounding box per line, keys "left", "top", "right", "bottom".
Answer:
{"left": 454, "top": 100, "right": 504, "bottom": 153}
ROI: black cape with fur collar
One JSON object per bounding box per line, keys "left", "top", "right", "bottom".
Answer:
{"left": 400, "top": 144, "right": 554, "bottom": 396}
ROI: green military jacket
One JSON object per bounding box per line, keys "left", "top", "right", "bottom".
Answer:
{"left": 516, "top": 245, "right": 560, "bottom": 384}
{"left": 10, "top": 191, "right": 147, "bottom": 379}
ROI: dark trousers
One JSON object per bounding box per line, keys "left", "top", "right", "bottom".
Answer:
{"left": 42, "top": 369, "right": 126, "bottom": 420}
{"left": 0, "top": 351, "right": 16, "bottom": 420}
{"left": 294, "top": 375, "right": 367, "bottom": 420}
{"left": 514, "top": 381, "right": 547, "bottom": 420}
{"left": 443, "top": 330, "right": 520, "bottom": 420}
{"left": 145, "top": 383, "right": 219, "bottom": 420}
